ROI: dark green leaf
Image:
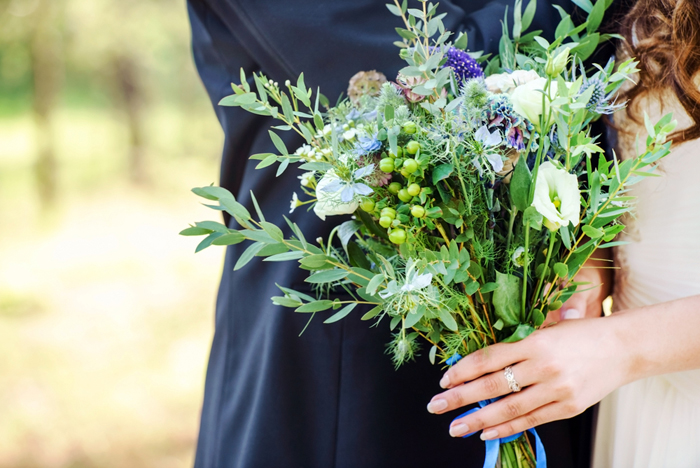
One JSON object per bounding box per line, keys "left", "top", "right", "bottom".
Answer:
{"left": 510, "top": 156, "right": 532, "bottom": 212}
{"left": 432, "top": 163, "right": 454, "bottom": 185}
{"left": 348, "top": 241, "right": 371, "bottom": 270}
{"left": 493, "top": 271, "right": 522, "bottom": 326}
{"left": 502, "top": 324, "right": 535, "bottom": 342}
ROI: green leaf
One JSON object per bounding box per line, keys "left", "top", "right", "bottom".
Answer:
{"left": 553, "top": 262, "right": 569, "bottom": 279}
{"left": 234, "top": 242, "right": 265, "bottom": 270}
{"left": 256, "top": 154, "right": 278, "bottom": 169}
{"left": 438, "top": 308, "right": 458, "bottom": 331}
{"left": 429, "top": 345, "right": 437, "bottom": 365}
{"left": 195, "top": 220, "right": 229, "bottom": 233}
{"left": 271, "top": 296, "right": 302, "bottom": 308}
{"left": 220, "top": 198, "right": 251, "bottom": 221}
{"left": 295, "top": 300, "right": 335, "bottom": 313}
{"left": 324, "top": 303, "right": 358, "bottom": 324}
{"left": 300, "top": 254, "right": 334, "bottom": 269}
{"left": 256, "top": 243, "right": 288, "bottom": 257}
{"left": 531, "top": 308, "right": 545, "bottom": 327}
{"left": 432, "top": 163, "right": 454, "bottom": 185}
{"left": 480, "top": 282, "right": 498, "bottom": 294}
{"left": 268, "top": 130, "right": 288, "bottom": 155}
{"left": 572, "top": 0, "right": 594, "bottom": 13}
{"left": 386, "top": 3, "right": 402, "bottom": 16}
{"left": 454, "top": 32, "right": 468, "bottom": 50}
{"left": 404, "top": 305, "right": 426, "bottom": 328}
{"left": 587, "top": 0, "right": 605, "bottom": 34}
{"left": 510, "top": 156, "right": 532, "bottom": 212}
{"left": 348, "top": 241, "right": 371, "bottom": 270}
{"left": 192, "top": 185, "right": 234, "bottom": 201}
{"left": 306, "top": 269, "right": 349, "bottom": 284}
{"left": 265, "top": 250, "right": 305, "bottom": 262}
{"left": 521, "top": 0, "right": 537, "bottom": 31}
{"left": 195, "top": 232, "right": 224, "bottom": 253}
{"left": 338, "top": 220, "right": 362, "bottom": 249}
{"left": 582, "top": 225, "right": 604, "bottom": 238}
{"left": 502, "top": 324, "right": 535, "bottom": 343}
{"left": 260, "top": 221, "right": 284, "bottom": 242}
{"left": 493, "top": 271, "right": 522, "bottom": 327}
{"left": 180, "top": 227, "right": 212, "bottom": 236}
{"left": 366, "top": 274, "right": 386, "bottom": 296}
{"left": 211, "top": 232, "right": 246, "bottom": 246}
{"left": 276, "top": 158, "right": 291, "bottom": 177}
{"left": 361, "top": 305, "right": 383, "bottom": 321}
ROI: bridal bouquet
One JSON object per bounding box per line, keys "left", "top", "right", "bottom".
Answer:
{"left": 181, "top": 1, "right": 675, "bottom": 466}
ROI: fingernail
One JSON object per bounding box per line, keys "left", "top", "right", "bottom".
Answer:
{"left": 480, "top": 429, "right": 499, "bottom": 441}
{"left": 439, "top": 373, "right": 451, "bottom": 388}
{"left": 427, "top": 399, "right": 448, "bottom": 414}
{"left": 562, "top": 308, "right": 582, "bottom": 320}
{"left": 449, "top": 423, "right": 469, "bottom": 437}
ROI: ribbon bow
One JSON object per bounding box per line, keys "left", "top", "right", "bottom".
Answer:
{"left": 446, "top": 354, "right": 546, "bottom": 468}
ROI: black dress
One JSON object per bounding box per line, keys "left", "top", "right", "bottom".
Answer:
{"left": 187, "top": 1, "right": 593, "bottom": 466}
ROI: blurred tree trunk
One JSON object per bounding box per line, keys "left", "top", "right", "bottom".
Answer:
{"left": 31, "top": 0, "right": 63, "bottom": 208}
{"left": 113, "top": 54, "right": 148, "bottom": 185}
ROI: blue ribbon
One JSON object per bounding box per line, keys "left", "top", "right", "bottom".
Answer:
{"left": 446, "top": 354, "right": 546, "bottom": 468}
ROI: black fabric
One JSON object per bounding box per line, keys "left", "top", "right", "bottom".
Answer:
{"left": 187, "top": 1, "right": 594, "bottom": 467}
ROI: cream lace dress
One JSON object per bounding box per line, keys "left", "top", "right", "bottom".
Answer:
{"left": 592, "top": 89, "right": 700, "bottom": 467}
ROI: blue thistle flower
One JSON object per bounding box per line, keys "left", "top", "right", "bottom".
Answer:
{"left": 443, "top": 47, "right": 484, "bottom": 84}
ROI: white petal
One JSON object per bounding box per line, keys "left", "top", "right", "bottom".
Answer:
{"left": 486, "top": 153, "right": 504, "bottom": 173}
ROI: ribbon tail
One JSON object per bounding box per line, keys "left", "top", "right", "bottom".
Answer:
{"left": 527, "top": 428, "right": 547, "bottom": 468}
{"left": 483, "top": 439, "right": 500, "bottom": 468}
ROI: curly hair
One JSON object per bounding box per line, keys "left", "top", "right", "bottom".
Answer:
{"left": 619, "top": 0, "right": 700, "bottom": 142}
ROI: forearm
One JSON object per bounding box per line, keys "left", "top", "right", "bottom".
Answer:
{"left": 611, "top": 294, "right": 700, "bottom": 383}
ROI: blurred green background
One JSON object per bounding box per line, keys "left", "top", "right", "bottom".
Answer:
{"left": 0, "top": 0, "right": 224, "bottom": 466}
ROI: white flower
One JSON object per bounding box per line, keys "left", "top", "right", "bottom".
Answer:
{"left": 531, "top": 161, "right": 581, "bottom": 231}
{"left": 342, "top": 128, "right": 357, "bottom": 141}
{"left": 474, "top": 126, "right": 504, "bottom": 172}
{"left": 289, "top": 192, "right": 302, "bottom": 214}
{"left": 484, "top": 69, "right": 540, "bottom": 94}
{"left": 312, "top": 172, "right": 359, "bottom": 221}
{"left": 298, "top": 171, "right": 315, "bottom": 187}
{"left": 379, "top": 259, "right": 433, "bottom": 299}
{"left": 510, "top": 77, "right": 559, "bottom": 131}
{"left": 512, "top": 247, "right": 526, "bottom": 267}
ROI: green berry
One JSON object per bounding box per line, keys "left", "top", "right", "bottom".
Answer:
{"left": 389, "top": 146, "right": 403, "bottom": 158}
{"left": 402, "top": 121, "right": 417, "bottom": 134}
{"left": 402, "top": 158, "right": 419, "bottom": 174}
{"left": 389, "top": 229, "right": 407, "bottom": 245}
{"left": 380, "top": 207, "right": 396, "bottom": 219}
{"left": 388, "top": 182, "right": 401, "bottom": 195}
{"left": 411, "top": 205, "right": 425, "bottom": 218}
{"left": 379, "top": 158, "right": 395, "bottom": 173}
{"left": 397, "top": 188, "right": 412, "bottom": 203}
{"left": 406, "top": 140, "right": 420, "bottom": 155}
{"left": 407, "top": 183, "right": 421, "bottom": 197}
{"left": 379, "top": 216, "right": 393, "bottom": 228}
{"left": 360, "top": 199, "right": 375, "bottom": 212}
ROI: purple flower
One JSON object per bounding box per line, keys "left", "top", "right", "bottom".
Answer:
{"left": 443, "top": 47, "right": 484, "bottom": 84}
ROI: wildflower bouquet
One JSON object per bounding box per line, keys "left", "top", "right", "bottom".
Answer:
{"left": 182, "top": 1, "right": 675, "bottom": 466}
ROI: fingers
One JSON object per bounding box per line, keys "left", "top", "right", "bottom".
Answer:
{"left": 447, "top": 385, "right": 552, "bottom": 438}
{"left": 428, "top": 362, "right": 535, "bottom": 415}
{"left": 479, "top": 401, "right": 581, "bottom": 440}
{"left": 439, "top": 341, "right": 527, "bottom": 390}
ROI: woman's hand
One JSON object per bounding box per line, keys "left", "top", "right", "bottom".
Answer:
{"left": 426, "top": 316, "right": 632, "bottom": 440}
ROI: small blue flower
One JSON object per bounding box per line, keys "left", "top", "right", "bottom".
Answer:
{"left": 355, "top": 133, "right": 382, "bottom": 154}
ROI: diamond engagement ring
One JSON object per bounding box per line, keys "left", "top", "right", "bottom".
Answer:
{"left": 504, "top": 366, "right": 521, "bottom": 392}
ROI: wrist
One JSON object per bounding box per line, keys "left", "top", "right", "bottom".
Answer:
{"left": 607, "top": 311, "right": 653, "bottom": 384}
